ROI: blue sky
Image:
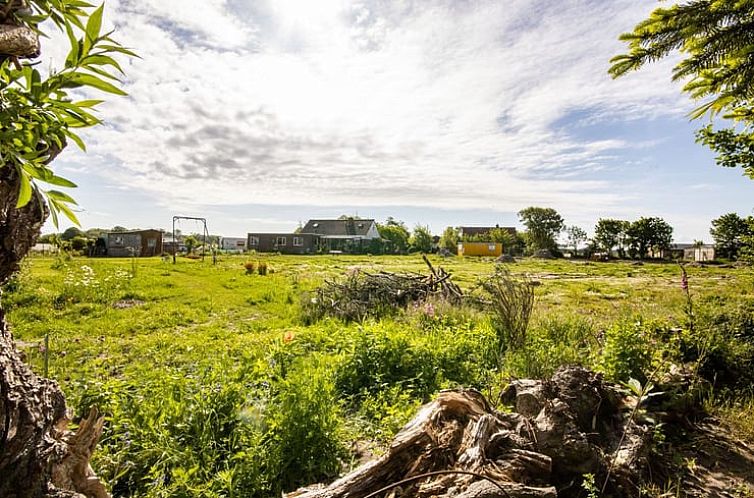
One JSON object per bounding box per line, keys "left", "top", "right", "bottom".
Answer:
{"left": 45, "top": 0, "right": 753, "bottom": 242}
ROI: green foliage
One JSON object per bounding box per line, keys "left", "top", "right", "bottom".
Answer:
{"left": 517, "top": 207, "right": 564, "bottom": 252}
{"left": 502, "top": 315, "right": 597, "bottom": 379}
{"left": 377, "top": 219, "right": 410, "bottom": 254}
{"left": 438, "top": 226, "right": 459, "bottom": 253}
{"left": 710, "top": 212, "right": 753, "bottom": 260}
{"left": 598, "top": 320, "right": 656, "bottom": 382}
{"left": 593, "top": 218, "right": 630, "bottom": 257}
{"left": 1, "top": 1, "right": 134, "bottom": 226}
{"left": 565, "top": 225, "right": 587, "bottom": 255}
{"left": 7, "top": 255, "right": 754, "bottom": 496}
{"left": 626, "top": 217, "right": 673, "bottom": 259}
{"left": 409, "top": 224, "right": 433, "bottom": 253}
{"left": 265, "top": 359, "right": 345, "bottom": 490}
{"left": 610, "top": 1, "right": 754, "bottom": 178}
{"left": 473, "top": 266, "right": 534, "bottom": 354}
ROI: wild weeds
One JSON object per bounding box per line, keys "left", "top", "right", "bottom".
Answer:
{"left": 473, "top": 265, "right": 535, "bottom": 353}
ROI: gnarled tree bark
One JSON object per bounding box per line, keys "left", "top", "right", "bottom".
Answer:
{"left": 0, "top": 5, "right": 109, "bottom": 494}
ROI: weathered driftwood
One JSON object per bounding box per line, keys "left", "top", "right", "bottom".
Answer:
{"left": 287, "top": 367, "right": 653, "bottom": 498}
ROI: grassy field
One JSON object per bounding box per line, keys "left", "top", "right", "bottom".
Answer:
{"left": 4, "top": 254, "right": 754, "bottom": 496}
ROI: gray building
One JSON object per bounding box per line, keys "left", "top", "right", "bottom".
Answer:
{"left": 106, "top": 229, "right": 163, "bottom": 257}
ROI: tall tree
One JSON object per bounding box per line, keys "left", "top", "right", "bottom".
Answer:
{"left": 409, "top": 224, "right": 433, "bottom": 253}
{"left": 626, "top": 217, "right": 674, "bottom": 259}
{"left": 377, "top": 219, "right": 410, "bottom": 254}
{"left": 0, "top": 1, "right": 133, "bottom": 495}
{"left": 593, "top": 219, "right": 631, "bottom": 258}
{"left": 565, "top": 225, "right": 587, "bottom": 256}
{"left": 610, "top": 1, "right": 754, "bottom": 178}
{"left": 438, "top": 226, "right": 459, "bottom": 253}
{"left": 710, "top": 212, "right": 753, "bottom": 259}
{"left": 517, "top": 207, "right": 564, "bottom": 252}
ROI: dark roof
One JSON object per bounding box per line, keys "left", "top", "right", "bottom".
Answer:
{"left": 301, "top": 219, "right": 376, "bottom": 237}
{"left": 107, "top": 229, "right": 163, "bottom": 235}
{"left": 459, "top": 226, "right": 516, "bottom": 236}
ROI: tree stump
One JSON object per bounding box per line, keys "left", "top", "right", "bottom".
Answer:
{"left": 287, "top": 367, "right": 653, "bottom": 498}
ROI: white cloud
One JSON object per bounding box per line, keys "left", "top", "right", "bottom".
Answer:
{"left": 59, "top": 0, "right": 688, "bottom": 217}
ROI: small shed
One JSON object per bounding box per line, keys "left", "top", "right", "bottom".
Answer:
{"left": 458, "top": 242, "right": 503, "bottom": 257}
{"left": 684, "top": 245, "right": 715, "bottom": 262}
{"left": 106, "top": 229, "right": 163, "bottom": 257}
{"left": 220, "top": 237, "right": 247, "bottom": 252}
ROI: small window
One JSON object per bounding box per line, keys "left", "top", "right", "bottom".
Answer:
{"left": 276, "top": 236, "right": 287, "bottom": 246}
{"left": 313, "top": 223, "right": 319, "bottom": 228}
{"left": 147, "top": 239, "right": 156, "bottom": 248}
{"left": 293, "top": 236, "right": 303, "bottom": 247}
{"left": 249, "top": 236, "right": 259, "bottom": 246}
{"left": 488, "top": 244, "right": 496, "bottom": 251}
{"left": 114, "top": 236, "right": 124, "bottom": 245}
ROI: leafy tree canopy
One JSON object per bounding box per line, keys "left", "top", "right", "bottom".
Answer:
{"left": 377, "top": 219, "right": 410, "bottom": 254}
{"left": 518, "top": 207, "right": 564, "bottom": 251}
{"left": 610, "top": 1, "right": 754, "bottom": 178}
{"left": 710, "top": 212, "right": 753, "bottom": 259}
{"left": 410, "top": 224, "right": 433, "bottom": 253}
{"left": 438, "top": 226, "right": 459, "bottom": 253}
{"left": 565, "top": 225, "right": 587, "bottom": 254}
{"left": 593, "top": 219, "right": 631, "bottom": 257}
{"left": 1, "top": 0, "right": 135, "bottom": 226}
{"left": 625, "top": 217, "right": 673, "bottom": 259}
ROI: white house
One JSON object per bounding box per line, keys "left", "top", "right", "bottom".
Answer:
{"left": 220, "top": 237, "right": 247, "bottom": 252}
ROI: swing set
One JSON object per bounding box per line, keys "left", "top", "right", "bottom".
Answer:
{"left": 171, "top": 216, "right": 216, "bottom": 264}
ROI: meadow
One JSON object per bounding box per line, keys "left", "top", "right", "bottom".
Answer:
{"left": 3, "top": 254, "right": 754, "bottom": 497}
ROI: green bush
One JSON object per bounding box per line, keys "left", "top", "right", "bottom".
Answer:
{"left": 502, "top": 315, "right": 597, "bottom": 379}
{"left": 598, "top": 320, "right": 656, "bottom": 382}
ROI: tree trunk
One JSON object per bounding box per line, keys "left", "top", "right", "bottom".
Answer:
{"left": 0, "top": 165, "right": 108, "bottom": 497}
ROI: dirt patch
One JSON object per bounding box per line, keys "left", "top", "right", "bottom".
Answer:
{"left": 112, "top": 299, "right": 145, "bottom": 309}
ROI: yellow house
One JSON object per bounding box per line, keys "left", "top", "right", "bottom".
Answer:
{"left": 458, "top": 242, "right": 503, "bottom": 257}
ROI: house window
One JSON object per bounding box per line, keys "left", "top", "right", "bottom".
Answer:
{"left": 276, "top": 236, "right": 287, "bottom": 246}
{"left": 147, "top": 239, "right": 156, "bottom": 248}
{"left": 293, "top": 236, "right": 303, "bottom": 247}
{"left": 249, "top": 236, "right": 259, "bottom": 246}
{"left": 114, "top": 236, "right": 124, "bottom": 245}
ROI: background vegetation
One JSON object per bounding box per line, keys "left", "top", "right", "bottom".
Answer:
{"left": 4, "top": 254, "right": 753, "bottom": 497}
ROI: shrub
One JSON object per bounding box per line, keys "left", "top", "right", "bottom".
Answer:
{"left": 473, "top": 266, "right": 535, "bottom": 354}
{"left": 244, "top": 261, "right": 256, "bottom": 275}
{"left": 258, "top": 262, "right": 268, "bottom": 276}
{"left": 503, "top": 315, "right": 598, "bottom": 379}
{"left": 265, "top": 360, "right": 345, "bottom": 490}
{"left": 598, "top": 320, "right": 655, "bottom": 382}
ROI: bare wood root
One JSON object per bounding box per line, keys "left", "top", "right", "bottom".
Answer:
{"left": 0, "top": 162, "right": 109, "bottom": 497}
{"left": 287, "top": 367, "right": 653, "bottom": 498}
{"left": 0, "top": 23, "right": 38, "bottom": 57}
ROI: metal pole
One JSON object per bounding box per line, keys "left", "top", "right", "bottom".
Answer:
{"left": 172, "top": 216, "right": 177, "bottom": 264}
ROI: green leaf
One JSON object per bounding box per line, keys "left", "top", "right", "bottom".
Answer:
{"left": 46, "top": 189, "right": 78, "bottom": 204}
{"left": 15, "top": 166, "right": 33, "bottom": 208}
{"left": 65, "top": 22, "right": 80, "bottom": 65}
{"left": 74, "top": 99, "right": 104, "bottom": 108}
{"left": 46, "top": 175, "right": 78, "bottom": 188}
{"left": 83, "top": 54, "right": 124, "bottom": 74}
{"left": 63, "top": 72, "right": 127, "bottom": 96}
{"left": 57, "top": 200, "right": 81, "bottom": 226}
{"left": 64, "top": 130, "right": 87, "bottom": 151}
{"left": 85, "top": 4, "right": 104, "bottom": 43}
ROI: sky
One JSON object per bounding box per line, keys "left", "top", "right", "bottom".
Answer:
{"left": 43, "top": 0, "right": 753, "bottom": 242}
